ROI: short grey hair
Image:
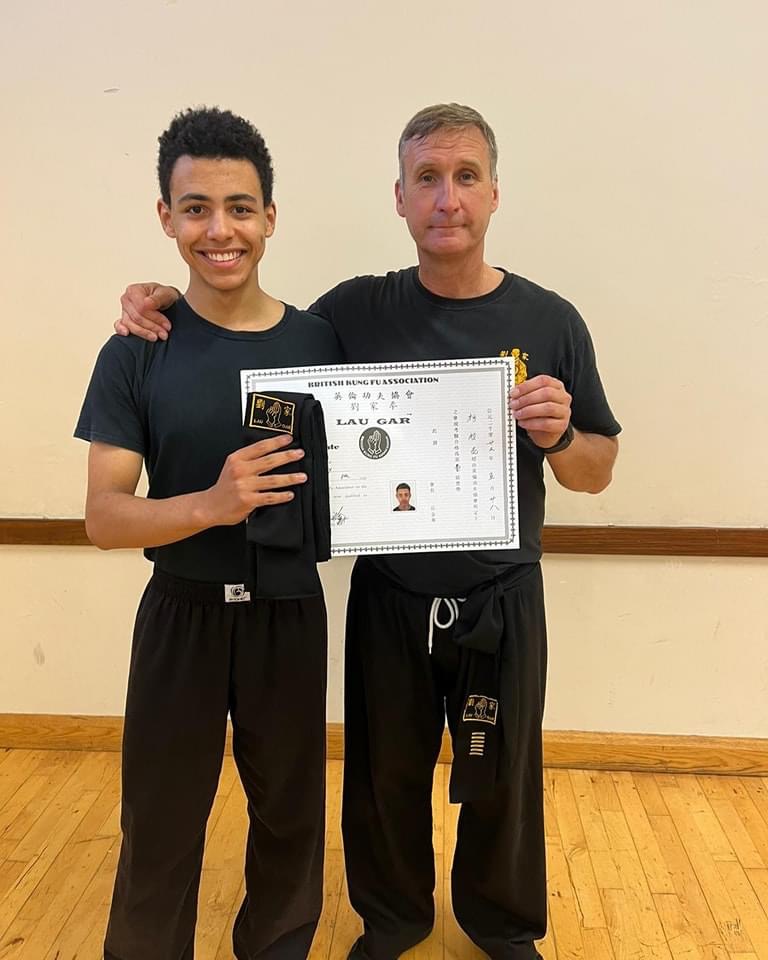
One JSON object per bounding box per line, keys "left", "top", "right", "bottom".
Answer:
{"left": 397, "top": 103, "right": 498, "bottom": 180}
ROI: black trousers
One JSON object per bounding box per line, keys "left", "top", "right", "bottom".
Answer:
{"left": 105, "top": 571, "right": 327, "bottom": 960}
{"left": 342, "top": 560, "right": 547, "bottom": 960}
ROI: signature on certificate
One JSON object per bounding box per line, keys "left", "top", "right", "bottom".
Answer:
{"left": 331, "top": 505, "right": 348, "bottom": 526}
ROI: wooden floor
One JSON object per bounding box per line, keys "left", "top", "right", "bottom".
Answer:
{"left": 1, "top": 751, "right": 768, "bottom": 959}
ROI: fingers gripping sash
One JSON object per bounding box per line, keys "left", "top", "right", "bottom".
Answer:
{"left": 243, "top": 391, "right": 331, "bottom": 599}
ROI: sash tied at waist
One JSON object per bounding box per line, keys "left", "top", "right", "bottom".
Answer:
{"left": 440, "top": 566, "right": 534, "bottom": 804}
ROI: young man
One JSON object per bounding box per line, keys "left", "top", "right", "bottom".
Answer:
{"left": 76, "top": 107, "right": 341, "bottom": 960}
{"left": 393, "top": 483, "right": 415, "bottom": 511}
{"left": 115, "top": 103, "right": 620, "bottom": 960}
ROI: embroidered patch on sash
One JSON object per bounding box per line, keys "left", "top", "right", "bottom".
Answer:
{"left": 246, "top": 393, "right": 295, "bottom": 435}
{"left": 224, "top": 584, "right": 251, "bottom": 603}
{"left": 469, "top": 731, "right": 486, "bottom": 756}
{"left": 462, "top": 694, "right": 498, "bottom": 726}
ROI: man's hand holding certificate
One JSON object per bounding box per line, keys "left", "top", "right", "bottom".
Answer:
{"left": 242, "top": 359, "right": 519, "bottom": 556}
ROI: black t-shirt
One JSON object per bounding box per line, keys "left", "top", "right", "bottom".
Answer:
{"left": 75, "top": 299, "right": 342, "bottom": 582}
{"left": 310, "top": 267, "right": 621, "bottom": 595}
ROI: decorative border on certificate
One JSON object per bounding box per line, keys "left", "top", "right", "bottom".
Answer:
{"left": 241, "top": 358, "right": 519, "bottom": 556}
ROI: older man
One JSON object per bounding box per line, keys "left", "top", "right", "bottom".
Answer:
{"left": 116, "top": 102, "right": 620, "bottom": 960}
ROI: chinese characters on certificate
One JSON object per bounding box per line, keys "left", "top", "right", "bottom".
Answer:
{"left": 241, "top": 359, "right": 519, "bottom": 556}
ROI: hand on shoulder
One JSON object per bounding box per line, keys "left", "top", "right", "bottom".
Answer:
{"left": 114, "top": 283, "right": 180, "bottom": 341}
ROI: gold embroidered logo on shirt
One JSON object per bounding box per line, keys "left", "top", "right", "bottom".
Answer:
{"left": 462, "top": 695, "right": 498, "bottom": 726}
{"left": 499, "top": 348, "right": 529, "bottom": 384}
{"left": 246, "top": 393, "right": 295, "bottom": 435}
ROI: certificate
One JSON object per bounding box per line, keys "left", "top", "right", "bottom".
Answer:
{"left": 241, "top": 359, "right": 519, "bottom": 556}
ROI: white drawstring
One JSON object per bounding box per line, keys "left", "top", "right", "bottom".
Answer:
{"left": 427, "top": 597, "right": 465, "bottom": 654}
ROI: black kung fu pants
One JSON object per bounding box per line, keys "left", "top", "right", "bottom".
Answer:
{"left": 104, "top": 570, "right": 327, "bottom": 960}
{"left": 342, "top": 560, "right": 547, "bottom": 960}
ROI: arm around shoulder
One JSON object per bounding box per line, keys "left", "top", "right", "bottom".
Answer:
{"left": 115, "top": 283, "right": 181, "bottom": 341}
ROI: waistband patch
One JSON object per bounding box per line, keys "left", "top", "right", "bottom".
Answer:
{"left": 224, "top": 583, "right": 251, "bottom": 603}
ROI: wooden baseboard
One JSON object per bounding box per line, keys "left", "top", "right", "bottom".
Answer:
{"left": 0, "top": 714, "right": 126, "bottom": 754}
{"left": 539, "top": 730, "right": 768, "bottom": 776}
{"left": 1, "top": 714, "right": 765, "bottom": 776}
{"left": 0, "top": 714, "right": 348, "bottom": 761}
{"left": 3, "top": 519, "right": 768, "bottom": 556}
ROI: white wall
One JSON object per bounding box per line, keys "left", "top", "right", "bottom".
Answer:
{"left": 1, "top": 0, "right": 766, "bottom": 734}
{"left": 0, "top": 549, "right": 351, "bottom": 723}
{"left": 2, "top": 548, "right": 765, "bottom": 737}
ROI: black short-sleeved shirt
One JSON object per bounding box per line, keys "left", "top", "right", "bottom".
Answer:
{"left": 75, "top": 299, "right": 342, "bottom": 582}
{"left": 310, "top": 267, "right": 621, "bottom": 595}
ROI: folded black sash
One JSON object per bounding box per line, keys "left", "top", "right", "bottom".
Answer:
{"left": 243, "top": 391, "right": 331, "bottom": 599}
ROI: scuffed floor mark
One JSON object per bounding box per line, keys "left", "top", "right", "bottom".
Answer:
{"left": 103, "top": 87, "right": 119, "bottom": 93}
{"left": 33, "top": 643, "right": 45, "bottom": 666}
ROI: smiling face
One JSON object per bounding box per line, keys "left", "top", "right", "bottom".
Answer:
{"left": 157, "top": 155, "right": 276, "bottom": 298}
{"left": 395, "top": 125, "right": 499, "bottom": 265}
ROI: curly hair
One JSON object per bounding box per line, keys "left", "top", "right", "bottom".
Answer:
{"left": 157, "top": 107, "right": 274, "bottom": 206}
